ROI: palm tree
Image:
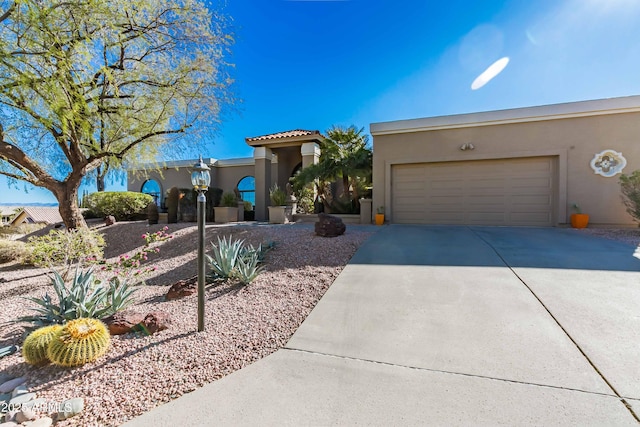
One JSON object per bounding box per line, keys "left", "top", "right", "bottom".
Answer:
{"left": 292, "top": 125, "right": 372, "bottom": 213}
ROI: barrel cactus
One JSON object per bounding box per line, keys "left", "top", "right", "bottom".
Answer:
{"left": 23, "top": 324, "right": 63, "bottom": 366}
{"left": 47, "top": 318, "right": 110, "bottom": 367}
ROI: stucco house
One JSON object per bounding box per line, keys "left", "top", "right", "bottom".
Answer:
{"left": 127, "top": 130, "right": 322, "bottom": 222}
{"left": 370, "top": 96, "right": 640, "bottom": 227}
{"left": 129, "top": 96, "right": 640, "bottom": 227}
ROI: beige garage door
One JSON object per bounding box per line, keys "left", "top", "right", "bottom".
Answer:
{"left": 392, "top": 157, "right": 555, "bottom": 226}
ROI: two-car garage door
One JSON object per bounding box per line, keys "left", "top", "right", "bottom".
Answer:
{"left": 391, "top": 157, "right": 556, "bottom": 226}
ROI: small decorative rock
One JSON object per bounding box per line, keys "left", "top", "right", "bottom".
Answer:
{"left": 3, "top": 410, "right": 17, "bottom": 422}
{"left": 165, "top": 277, "right": 198, "bottom": 300}
{"left": 11, "top": 385, "right": 28, "bottom": 398}
{"left": 15, "top": 408, "right": 36, "bottom": 423}
{"left": 23, "top": 417, "right": 53, "bottom": 427}
{"left": 0, "top": 378, "right": 25, "bottom": 394}
{"left": 56, "top": 397, "right": 84, "bottom": 421}
{"left": 20, "top": 398, "right": 46, "bottom": 411}
{"left": 102, "top": 311, "right": 146, "bottom": 335}
{"left": 314, "top": 213, "right": 346, "bottom": 237}
{"left": 0, "top": 421, "right": 19, "bottom": 427}
{"left": 133, "top": 311, "right": 171, "bottom": 335}
{"left": 9, "top": 392, "right": 36, "bottom": 406}
{"left": 105, "top": 215, "right": 116, "bottom": 226}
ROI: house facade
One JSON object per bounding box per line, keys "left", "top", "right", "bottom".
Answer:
{"left": 127, "top": 130, "right": 322, "bottom": 221}
{"left": 370, "top": 96, "right": 640, "bottom": 227}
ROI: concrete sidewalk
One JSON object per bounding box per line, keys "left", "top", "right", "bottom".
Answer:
{"left": 123, "top": 225, "right": 640, "bottom": 426}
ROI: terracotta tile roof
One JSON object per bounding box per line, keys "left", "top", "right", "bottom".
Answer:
{"left": 14, "top": 206, "right": 63, "bottom": 225}
{"left": 246, "top": 129, "right": 321, "bottom": 142}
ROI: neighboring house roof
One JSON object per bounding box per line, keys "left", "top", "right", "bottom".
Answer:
{"left": 10, "top": 206, "right": 63, "bottom": 226}
{"left": 0, "top": 206, "right": 18, "bottom": 219}
{"left": 245, "top": 129, "right": 323, "bottom": 146}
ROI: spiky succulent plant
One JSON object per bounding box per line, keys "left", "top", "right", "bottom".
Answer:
{"left": 22, "top": 324, "right": 63, "bottom": 366}
{"left": 47, "top": 318, "right": 110, "bottom": 367}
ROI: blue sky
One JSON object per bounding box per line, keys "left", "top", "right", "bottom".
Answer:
{"left": 3, "top": 0, "right": 640, "bottom": 204}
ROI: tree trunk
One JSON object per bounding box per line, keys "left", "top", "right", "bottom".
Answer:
{"left": 96, "top": 165, "right": 105, "bottom": 192}
{"left": 342, "top": 173, "right": 350, "bottom": 201}
{"left": 351, "top": 177, "right": 360, "bottom": 211}
{"left": 53, "top": 180, "right": 87, "bottom": 229}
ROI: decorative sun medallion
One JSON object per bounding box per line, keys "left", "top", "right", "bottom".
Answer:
{"left": 590, "top": 150, "right": 627, "bottom": 177}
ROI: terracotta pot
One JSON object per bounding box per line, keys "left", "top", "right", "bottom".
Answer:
{"left": 375, "top": 213, "right": 385, "bottom": 226}
{"left": 570, "top": 213, "right": 589, "bottom": 229}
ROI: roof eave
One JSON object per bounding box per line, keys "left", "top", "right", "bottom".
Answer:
{"left": 370, "top": 95, "right": 640, "bottom": 136}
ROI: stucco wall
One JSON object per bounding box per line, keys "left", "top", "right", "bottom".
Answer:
{"left": 129, "top": 164, "right": 256, "bottom": 206}
{"left": 372, "top": 112, "right": 640, "bottom": 226}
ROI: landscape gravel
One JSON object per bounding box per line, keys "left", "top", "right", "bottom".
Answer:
{"left": 0, "top": 221, "right": 375, "bottom": 426}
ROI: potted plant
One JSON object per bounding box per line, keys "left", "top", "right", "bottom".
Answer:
{"left": 214, "top": 192, "right": 238, "bottom": 223}
{"left": 375, "top": 206, "right": 385, "bottom": 226}
{"left": 570, "top": 203, "right": 589, "bottom": 229}
{"left": 268, "top": 184, "right": 288, "bottom": 224}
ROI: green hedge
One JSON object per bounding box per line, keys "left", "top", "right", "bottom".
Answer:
{"left": 83, "top": 191, "right": 153, "bottom": 221}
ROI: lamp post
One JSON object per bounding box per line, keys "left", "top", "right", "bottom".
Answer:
{"left": 191, "top": 156, "right": 210, "bottom": 332}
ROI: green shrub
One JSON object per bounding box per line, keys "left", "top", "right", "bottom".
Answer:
{"left": 0, "top": 240, "right": 30, "bottom": 264}
{"left": 83, "top": 191, "right": 153, "bottom": 220}
{"left": 221, "top": 192, "right": 237, "bottom": 207}
{"left": 19, "top": 268, "right": 137, "bottom": 329}
{"left": 620, "top": 171, "right": 640, "bottom": 224}
{"left": 270, "top": 184, "right": 286, "bottom": 206}
{"left": 243, "top": 200, "right": 253, "bottom": 211}
{"left": 27, "top": 228, "right": 105, "bottom": 275}
{"left": 294, "top": 185, "right": 314, "bottom": 214}
{"left": 0, "top": 223, "right": 46, "bottom": 236}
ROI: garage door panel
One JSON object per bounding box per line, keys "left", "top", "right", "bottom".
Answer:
{"left": 512, "top": 194, "right": 552, "bottom": 205}
{"left": 510, "top": 212, "right": 552, "bottom": 223}
{"left": 392, "top": 157, "right": 555, "bottom": 226}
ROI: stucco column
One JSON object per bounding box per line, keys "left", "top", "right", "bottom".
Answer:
{"left": 254, "top": 147, "right": 272, "bottom": 221}
{"left": 301, "top": 142, "right": 320, "bottom": 168}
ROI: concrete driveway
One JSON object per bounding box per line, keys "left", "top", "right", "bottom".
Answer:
{"left": 124, "top": 225, "right": 640, "bottom": 426}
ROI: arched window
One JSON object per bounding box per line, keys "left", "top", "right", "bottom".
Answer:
{"left": 141, "top": 179, "right": 162, "bottom": 206}
{"left": 237, "top": 176, "right": 255, "bottom": 208}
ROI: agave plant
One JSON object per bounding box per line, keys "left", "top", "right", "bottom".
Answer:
{"left": 19, "top": 267, "right": 137, "bottom": 329}
{"left": 206, "top": 236, "right": 273, "bottom": 285}
{"left": 206, "top": 236, "right": 244, "bottom": 280}
{"left": 235, "top": 251, "right": 264, "bottom": 285}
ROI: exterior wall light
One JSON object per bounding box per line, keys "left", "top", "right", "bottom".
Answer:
{"left": 459, "top": 143, "right": 475, "bottom": 151}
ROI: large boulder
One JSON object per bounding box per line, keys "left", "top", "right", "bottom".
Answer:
{"left": 314, "top": 213, "right": 346, "bottom": 237}
{"left": 165, "top": 276, "right": 198, "bottom": 301}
